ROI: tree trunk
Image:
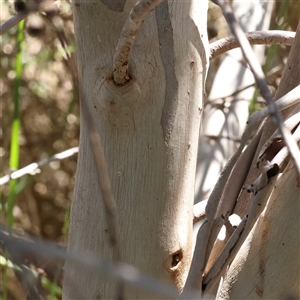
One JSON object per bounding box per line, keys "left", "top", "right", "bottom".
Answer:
{"left": 63, "top": 0, "right": 208, "bottom": 298}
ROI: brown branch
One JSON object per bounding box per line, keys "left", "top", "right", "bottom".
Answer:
{"left": 212, "top": 0, "right": 300, "bottom": 176}
{"left": 209, "top": 30, "right": 295, "bottom": 60}
{"left": 112, "top": 0, "right": 163, "bottom": 85}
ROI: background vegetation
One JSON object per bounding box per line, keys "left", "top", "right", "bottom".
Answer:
{"left": 1, "top": 0, "right": 299, "bottom": 299}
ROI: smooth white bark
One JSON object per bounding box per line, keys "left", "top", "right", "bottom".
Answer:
{"left": 218, "top": 162, "right": 300, "bottom": 299}
{"left": 63, "top": 1, "right": 208, "bottom": 298}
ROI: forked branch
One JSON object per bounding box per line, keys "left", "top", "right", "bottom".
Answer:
{"left": 113, "top": 0, "right": 163, "bottom": 85}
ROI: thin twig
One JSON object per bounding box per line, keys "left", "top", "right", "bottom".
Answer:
{"left": 207, "top": 82, "right": 255, "bottom": 103}
{"left": 0, "top": 229, "right": 202, "bottom": 299}
{"left": 81, "top": 101, "right": 120, "bottom": 256}
{"left": 78, "top": 74, "right": 125, "bottom": 297}
{"left": 212, "top": 0, "right": 300, "bottom": 176}
{"left": 113, "top": 0, "right": 163, "bottom": 85}
{"left": 0, "top": 147, "right": 79, "bottom": 186}
{"left": 204, "top": 134, "right": 241, "bottom": 143}
{"left": 0, "top": 12, "right": 28, "bottom": 35}
{"left": 209, "top": 30, "right": 295, "bottom": 60}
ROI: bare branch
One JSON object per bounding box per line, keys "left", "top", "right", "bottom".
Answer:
{"left": 184, "top": 221, "right": 210, "bottom": 291}
{"left": 0, "top": 12, "right": 27, "bottom": 35}
{"left": 204, "top": 216, "right": 225, "bottom": 265}
{"left": 0, "top": 147, "right": 79, "bottom": 186}
{"left": 113, "top": 0, "right": 163, "bottom": 85}
{"left": 209, "top": 30, "right": 295, "bottom": 60}
{"left": 212, "top": 0, "right": 300, "bottom": 176}
{"left": 204, "top": 214, "right": 242, "bottom": 277}
{"left": 202, "top": 216, "right": 248, "bottom": 293}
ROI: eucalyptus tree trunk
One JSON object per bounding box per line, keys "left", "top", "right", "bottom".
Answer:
{"left": 63, "top": 0, "right": 208, "bottom": 298}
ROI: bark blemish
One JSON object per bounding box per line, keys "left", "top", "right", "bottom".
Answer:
{"left": 256, "top": 285, "right": 263, "bottom": 298}
{"left": 95, "top": 77, "right": 144, "bottom": 130}
{"left": 170, "top": 249, "right": 183, "bottom": 269}
{"left": 169, "top": 249, "right": 184, "bottom": 289}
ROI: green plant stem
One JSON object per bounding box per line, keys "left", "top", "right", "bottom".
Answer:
{"left": 8, "top": 19, "right": 24, "bottom": 227}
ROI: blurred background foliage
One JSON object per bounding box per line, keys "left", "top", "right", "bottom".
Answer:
{"left": 0, "top": 0, "right": 299, "bottom": 299}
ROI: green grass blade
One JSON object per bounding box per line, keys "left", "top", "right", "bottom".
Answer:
{"left": 7, "top": 19, "right": 25, "bottom": 227}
